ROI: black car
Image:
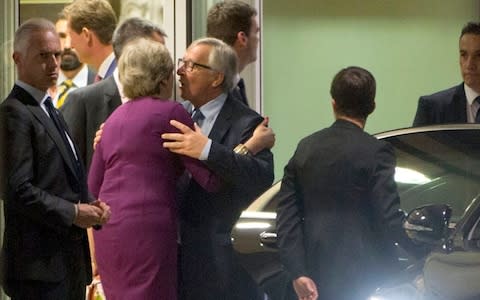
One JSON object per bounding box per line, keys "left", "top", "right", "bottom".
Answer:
{"left": 231, "top": 124, "right": 480, "bottom": 300}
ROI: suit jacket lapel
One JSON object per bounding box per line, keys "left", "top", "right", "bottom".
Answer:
{"left": 208, "top": 96, "right": 234, "bottom": 142}
{"left": 12, "top": 86, "right": 80, "bottom": 181}
{"left": 28, "top": 105, "right": 80, "bottom": 180}
{"left": 453, "top": 84, "right": 468, "bottom": 122}
{"left": 103, "top": 77, "right": 122, "bottom": 111}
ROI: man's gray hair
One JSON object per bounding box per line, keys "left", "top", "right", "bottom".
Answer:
{"left": 14, "top": 18, "right": 56, "bottom": 54}
{"left": 189, "top": 37, "right": 237, "bottom": 93}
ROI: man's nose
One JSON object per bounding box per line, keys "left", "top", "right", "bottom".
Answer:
{"left": 464, "top": 55, "right": 477, "bottom": 69}
{"left": 64, "top": 35, "right": 72, "bottom": 49}
{"left": 49, "top": 54, "right": 60, "bottom": 68}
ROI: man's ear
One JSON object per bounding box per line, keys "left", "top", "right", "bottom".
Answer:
{"left": 12, "top": 51, "right": 21, "bottom": 65}
{"left": 81, "top": 27, "right": 93, "bottom": 46}
{"left": 332, "top": 98, "right": 341, "bottom": 118}
{"left": 331, "top": 99, "right": 337, "bottom": 111}
{"left": 234, "top": 31, "right": 248, "bottom": 48}
{"left": 211, "top": 72, "right": 225, "bottom": 88}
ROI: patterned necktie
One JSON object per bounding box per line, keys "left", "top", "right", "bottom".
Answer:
{"left": 56, "top": 79, "right": 74, "bottom": 108}
{"left": 94, "top": 74, "right": 102, "bottom": 83}
{"left": 475, "top": 97, "right": 480, "bottom": 123}
{"left": 191, "top": 108, "right": 205, "bottom": 127}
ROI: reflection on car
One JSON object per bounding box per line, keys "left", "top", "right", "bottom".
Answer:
{"left": 232, "top": 124, "right": 480, "bottom": 300}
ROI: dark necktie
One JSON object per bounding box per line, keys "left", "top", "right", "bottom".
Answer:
{"left": 475, "top": 97, "right": 480, "bottom": 123}
{"left": 237, "top": 78, "right": 248, "bottom": 105}
{"left": 44, "top": 97, "right": 81, "bottom": 175}
{"left": 191, "top": 108, "right": 205, "bottom": 127}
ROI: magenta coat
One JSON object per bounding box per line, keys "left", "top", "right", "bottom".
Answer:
{"left": 88, "top": 97, "right": 218, "bottom": 300}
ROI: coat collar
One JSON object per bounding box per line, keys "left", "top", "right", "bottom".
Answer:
{"left": 10, "top": 85, "right": 81, "bottom": 181}
{"left": 208, "top": 93, "right": 236, "bottom": 142}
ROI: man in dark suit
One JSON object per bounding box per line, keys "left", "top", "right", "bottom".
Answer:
{"left": 52, "top": 13, "right": 96, "bottom": 108}
{"left": 61, "top": 17, "right": 167, "bottom": 169}
{"left": 162, "top": 37, "right": 274, "bottom": 300}
{"left": 413, "top": 22, "right": 480, "bottom": 126}
{"left": 0, "top": 18, "right": 110, "bottom": 300}
{"left": 62, "top": 0, "right": 118, "bottom": 81}
{"left": 207, "top": 1, "right": 260, "bottom": 107}
{"left": 275, "top": 67, "right": 419, "bottom": 300}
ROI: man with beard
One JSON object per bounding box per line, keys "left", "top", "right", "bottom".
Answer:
{"left": 51, "top": 14, "right": 96, "bottom": 108}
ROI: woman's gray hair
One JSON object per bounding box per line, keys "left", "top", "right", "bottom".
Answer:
{"left": 189, "top": 37, "right": 237, "bottom": 92}
{"left": 119, "top": 38, "right": 173, "bottom": 99}
{"left": 14, "top": 18, "right": 56, "bottom": 54}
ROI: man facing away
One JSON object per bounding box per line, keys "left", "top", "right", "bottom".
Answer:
{"left": 276, "top": 66, "right": 420, "bottom": 300}
{"left": 0, "top": 18, "right": 110, "bottom": 300}
{"left": 62, "top": 0, "right": 118, "bottom": 81}
{"left": 413, "top": 22, "right": 480, "bottom": 126}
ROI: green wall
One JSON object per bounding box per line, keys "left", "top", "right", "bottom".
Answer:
{"left": 263, "top": 0, "right": 479, "bottom": 179}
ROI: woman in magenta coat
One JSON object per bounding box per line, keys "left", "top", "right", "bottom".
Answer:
{"left": 88, "top": 38, "right": 219, "bottom": 300}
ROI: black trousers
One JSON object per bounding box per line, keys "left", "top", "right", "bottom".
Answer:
{"left": 9, "top": 242, "right": 88, "bottom": 300}
{"left": 179, "top": 236, "right": 263, "bottom": 300}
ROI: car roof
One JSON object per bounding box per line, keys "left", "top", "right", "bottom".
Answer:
{"left": 374, "top": 124, "right": 480, "bottom": 139}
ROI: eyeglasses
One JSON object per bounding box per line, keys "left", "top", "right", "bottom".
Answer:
{"left": 177, "top": 58, "right": 214, "bottom": 72}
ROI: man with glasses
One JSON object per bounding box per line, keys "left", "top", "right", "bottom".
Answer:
{"left": 162, "top": 37, "right": 274, "bottom": 300}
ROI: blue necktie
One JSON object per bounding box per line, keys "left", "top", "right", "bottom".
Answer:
{"left": 191, "top": 108, "right": 205, "bottom": 127}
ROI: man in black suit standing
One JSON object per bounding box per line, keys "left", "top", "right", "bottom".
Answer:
{"left": 0, "top": 18, "right": 110, "bottom": 300}
{"left": 275, "top": 67, "right": 419, "bottom": 300}
{"left": 162, "top": 37, "right": 274, "bottom": 300}
{"left": 413, "top": 22, "right": 480, "bottom": 126}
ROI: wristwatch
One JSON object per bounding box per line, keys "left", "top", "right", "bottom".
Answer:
{"left": 233, "top": 144, "right": 250, "bottom": 155}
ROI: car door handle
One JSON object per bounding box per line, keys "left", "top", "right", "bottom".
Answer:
{"left": 260, "top": 231, "right": 277, "bottom": 248}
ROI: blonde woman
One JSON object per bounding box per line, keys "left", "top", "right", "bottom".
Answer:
{"left": 88, "top": 38, "right": 219, "bottom": 299}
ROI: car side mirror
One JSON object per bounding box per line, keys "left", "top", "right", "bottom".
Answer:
{"left": 403, "top": 204, "right": 452, "bottom": 245}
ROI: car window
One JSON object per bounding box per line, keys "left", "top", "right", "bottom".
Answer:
{"left": 249, "top": 128, "right": 480, "bottom": 227}
{"left": 385, "top": 129, "right": 480, "bottom": 223}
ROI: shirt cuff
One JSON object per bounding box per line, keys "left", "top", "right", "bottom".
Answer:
{"left": 199, "top": 138, "right": 212, "bottom": 161}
